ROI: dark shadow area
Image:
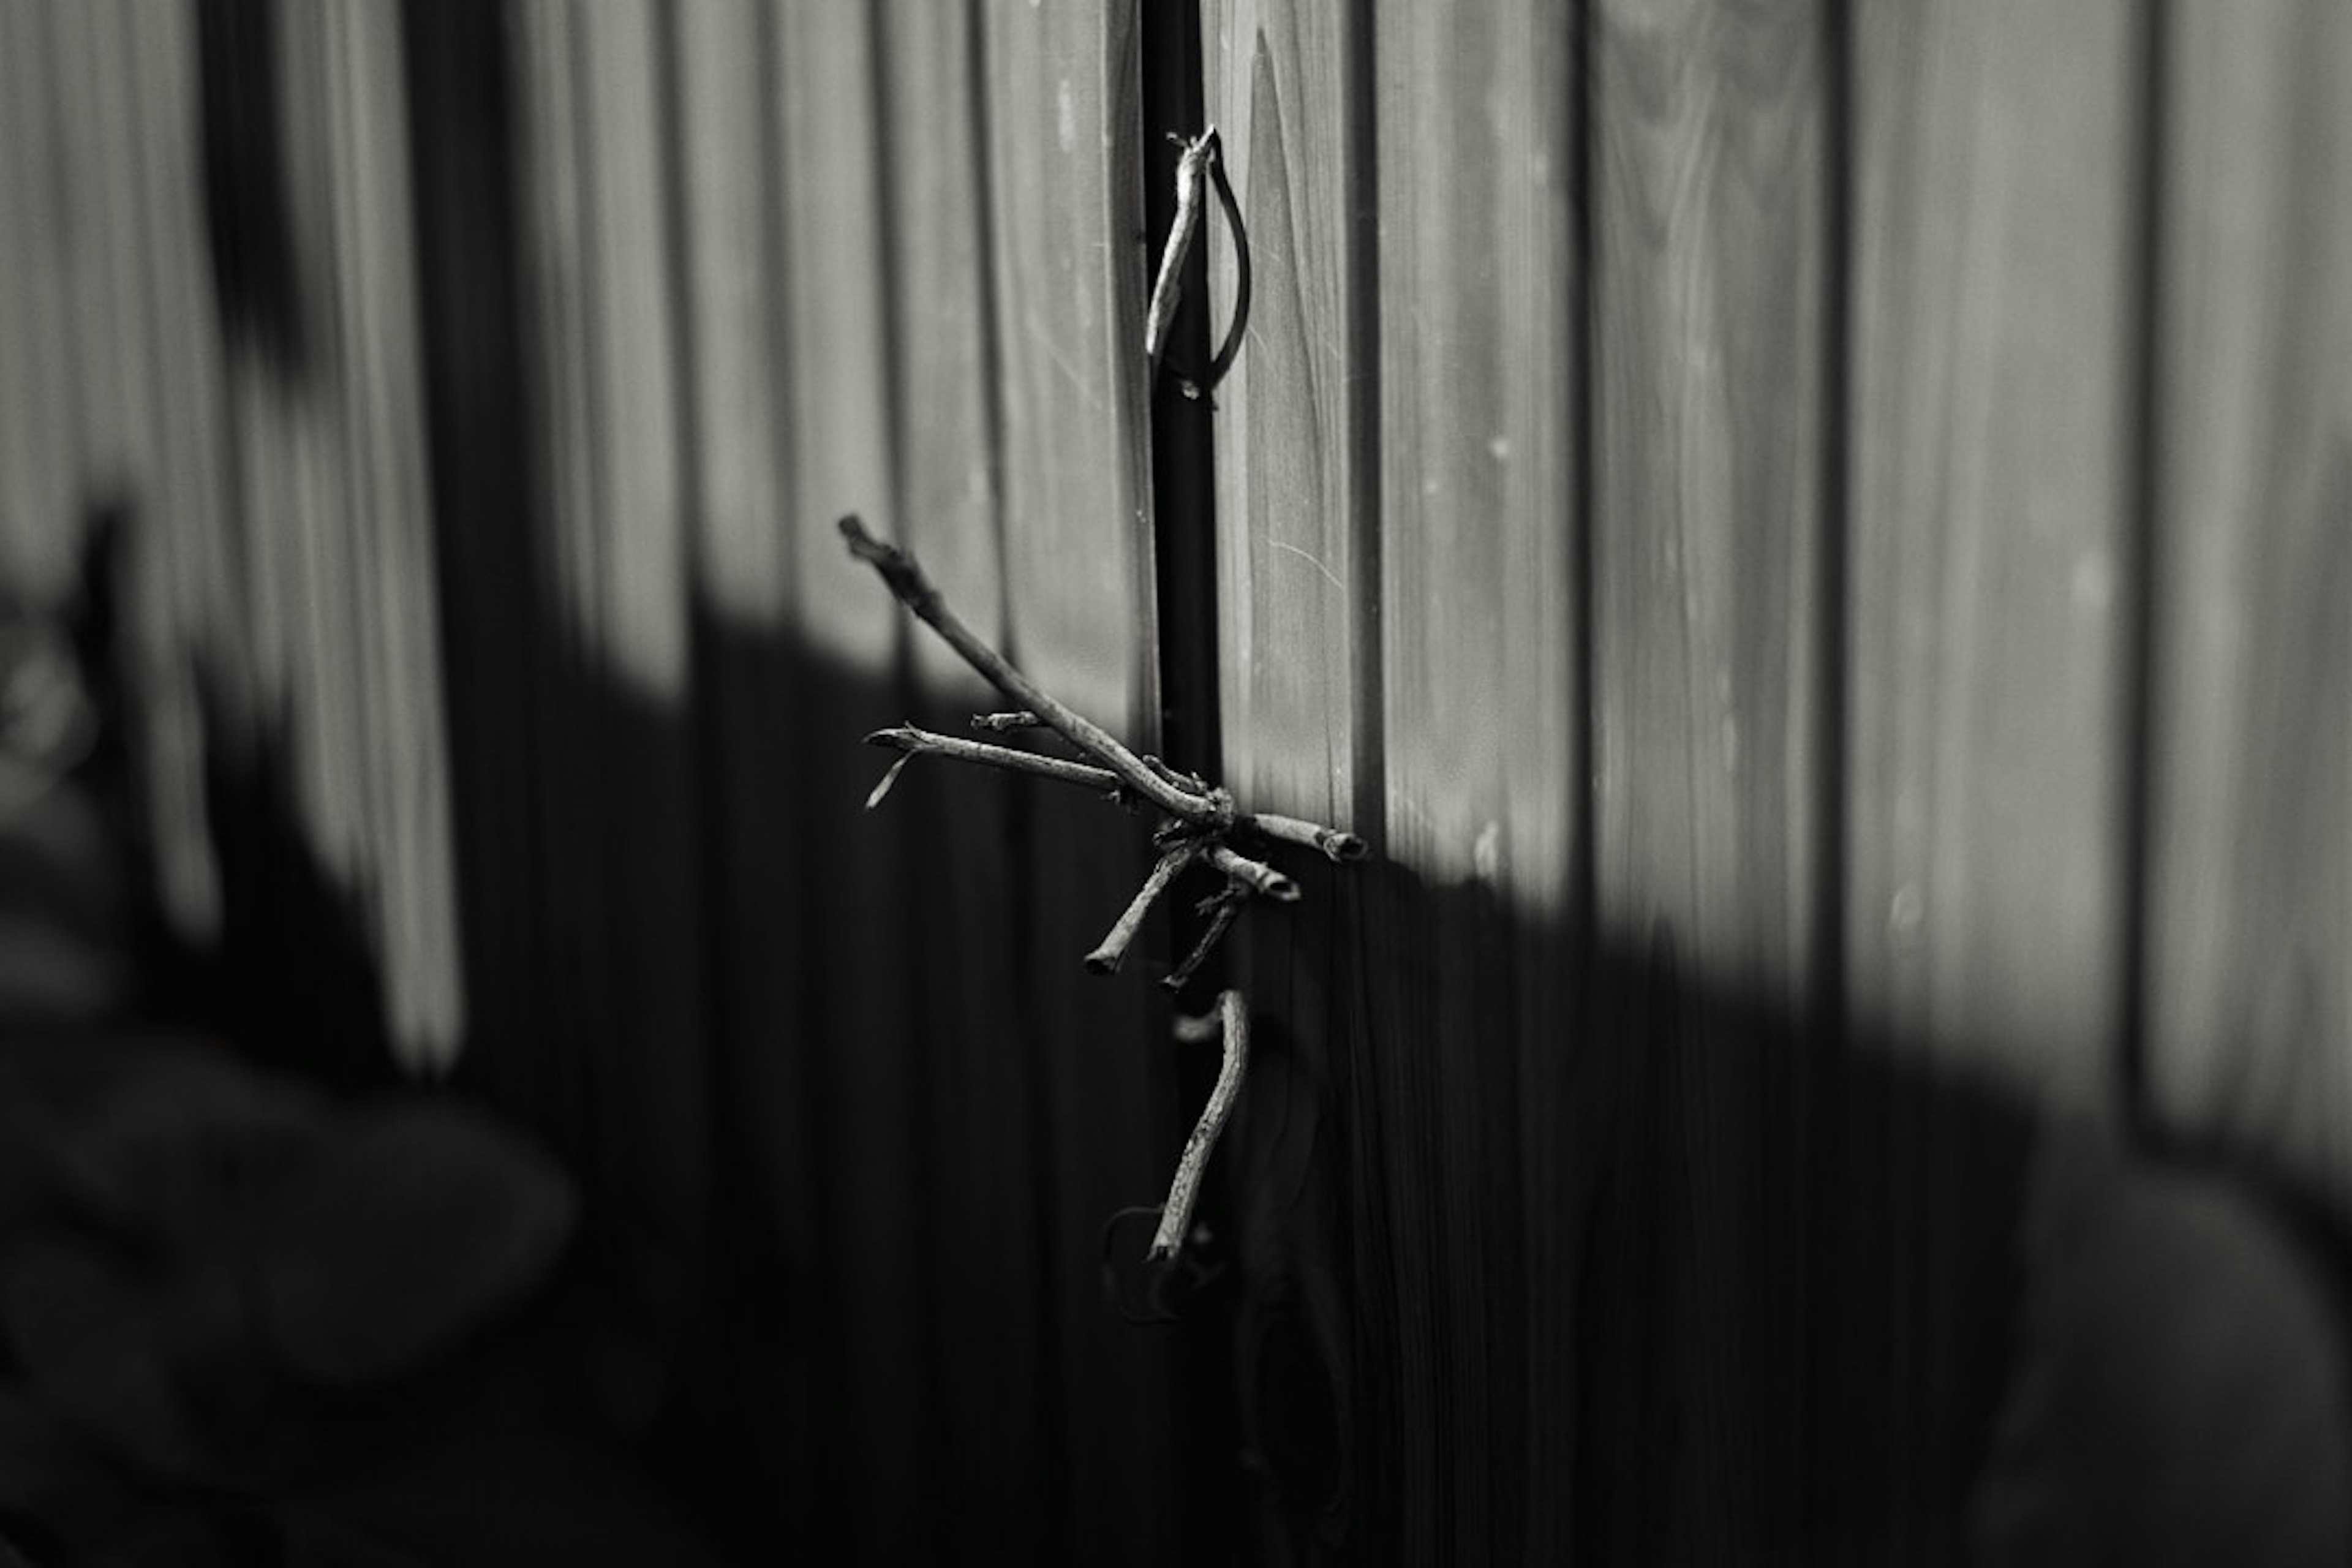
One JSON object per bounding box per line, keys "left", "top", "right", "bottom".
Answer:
{"left": 0, "top": 506, "right": 741, "bottom": 1565}
{"left": 4, "top": 2, "right": 2301, "bottom": 1564}
{"left": 196, "top": 0, "right": 307, "bottom": 380}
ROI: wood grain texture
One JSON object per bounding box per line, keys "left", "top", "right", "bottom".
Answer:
{"left": 763, "top": 7, "right": 937, "bottom": 1556}
{"left": 0, "top": 0, "right": 77, "bottom": 605}
{"left": 1196, "top": 10, "right": 1381, "bottom": 1562}
{"left": 1200, "top": 0, "right": 1374, "bottom": 843}
{"left": 510, "top": 0, "right": 711, "bottom": 1430}
{"left": 117, "top": 0, "right": 229, "bottom": 942}
{"left": 870, "top": 1, "right": 1053, "bottom": 1553}
{"left": 663, "top": 1, "right": 816, "bottom": 1550}
{"left": 322, "top": 0, "right": 463, "bottom": 1061}
{"left": 1368, "top": 3, "right": 1581, "bottom": 1562}
{"left": 1845, "top": 1, "right": 2134, "bottom": 1553}
{"left": 1588, "top": 0, "right": 1826, "bottom": 1556}
{"left": 2147, "top": 4, "right": 2352, "bottom": 1210}
{"left": 975, "top": 6, "right": 1181, "bottom": 1558}
{"left": 1847, "top": 0, "right": 2132, "bottom": 1110}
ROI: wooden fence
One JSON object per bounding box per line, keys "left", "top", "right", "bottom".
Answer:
{"left": 4, "top": 0, "right": 2348, "bottom": 1561}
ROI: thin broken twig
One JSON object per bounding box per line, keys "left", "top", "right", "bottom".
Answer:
{"left": 865, "top": 725, "right": 1125, "bottom": 798}
{"left": 1247, "top": 811, "right": 1366, "bottom": 864}
{"left": 840, "top": 516, "right": 1223, "bottom": 825}
{"left": 1197, "top": 137, "right": 1251, "bottom": 396}
{"left": 1085, "top": 845, "right": 1198, "bottom": 976}
{"left": 971, "top": 709, "right": 1043, "bottom": 733}
{"left": 1144, "top": 129, "right": 1217, "bottom": 372}
{"left": 1144, "top": 125, "right": 1251, "bottom": 401}
{"left": 1149, "top": 990, "right": 1250, "bottom": 1260}
{"left": 1202, "top": 843, "right": 1298, "bottom": 903}
{"left": 1161, "top": 889, "right": 1245, "bottom": 995}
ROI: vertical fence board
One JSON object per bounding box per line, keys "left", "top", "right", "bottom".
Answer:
{"left": 870, "top": 1, "right": 1056, "bottom": 1553}
{"left": 1200, "top": 0, "right": 1372, "bottom": 841}
{"left": 1199, "top": 6, "right": 1385, "bottom": 1561}
{"left": 578, "top": 0, "right": 707, "bottom": 1344}
{"left": 57, "top": 0, "right": 146, "bottom": 508}
{"left": 119, "top": 0, "right": 228, "bottom": 943}
{"left": 321, "top": 0, "right": 462, "bottom": 1060}
{"left": 0, "top": 0, "right": 34, "bottom": 594}
{"left": 23, "top": 4, "right": 2352, "bottom": 1561}
{"left": 976, "top": 5, "right": 1180, "bottom": 1559}
{"left": 0, "top": 1, "right": 77, "bottom": 604}
{"left": 1848, "top": 0, "right": 2131, "bottom": 1112}
{"left": 2148, "top": 4, "right": 2352, "bottom": 1210}
{"left": 510, "top": 0, "right": 710, "bottom": 1430}
{"left": 1588, "top": 0, "right": 1826, "bottom": 1556}
{"left": 1367, "top": 3, "right": 1580, "bottom": 1562}
{"left": 1845, "top": 0, "right": 2133, "bottom": 1550}
{"left": 666, "top": 0, "right": 813, "bottom": 1548}
{"left": 769, "top": 6, "right": 933, "bottom": 1556}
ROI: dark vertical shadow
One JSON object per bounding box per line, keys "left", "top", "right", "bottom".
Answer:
{"left": 958, "top": 2, "right": 1069, "bottom": 1548}
{"left": 401, "top": 0, "right": 709, "bottom": 1513}
{"left": 2117, "top": 0, "right": 2168, "bottom": 1140}
{"left": 1341, "top": 0, "right": 1385, "bottom": 856}
{"left": 196, "top": 0, "right": 306, "bottom": 379}
{"left": 1137, "top": 6, "right": 1257, "bottom": 1564}
{"left": 1806, "top": 0, "right": 1857, "bottom": 1548}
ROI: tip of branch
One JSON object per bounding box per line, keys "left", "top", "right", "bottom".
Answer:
{"left": 1084, "top": 952, "right": 1122, "bottom": 978}
{"left": 862, "top": 726, "right": 916, "bottom": 748}
{"left": 1172, "top": 1010, "right": 1222, "bottom": 1044}
{"left": 971, "top": 710, "right": 1042, "bottom": 733}
{"left": 1325, "top": 832, "right": 1369, "bottom": 863}
{"left": 863, "top": 753, "right": 913, "bottom": 810}
{"left": 1261, "top": 872, "right": 1301, "bottom": 903}
{"left": 838, "top": 514, "right": 884, "bottom": 559}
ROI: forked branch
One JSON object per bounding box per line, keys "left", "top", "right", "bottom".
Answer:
{"left": 840, "top": 516, "right": 1357, "bottom": 1275}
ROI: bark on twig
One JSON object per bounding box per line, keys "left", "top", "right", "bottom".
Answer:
{"left": 1161, "top": 889, "right": 1245, "bottom": 994}
{"left": 1245, "top": 811, "right": 1366, "bottom": 864}
{"left": 1144, "top": 129, "right": 1216, "bottom": 372}
{"left": 971, "top": 710, "right": 1043, "bottom": 733}
{"left": 1086, "top": 845, "right": 1197, "bottom": 976}
{"left": 840, "top": 516, "right": 1224, "bottom": 825}
{"left": 865, "top": 725, "right": 1125, "bottom": 797}
{"left": 1203, "top": 843, "right": 1298, "bottom": 903}
{"left": 1148, "top": 990, "right": 1250, "bottom": 1260}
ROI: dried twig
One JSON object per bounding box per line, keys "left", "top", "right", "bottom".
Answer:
{"left": 1247, "top": 811, "right": 1366, "bottom": 864}
{"left": 1144, "top": 129, "right": 1217, "bottom": 372}
{"left": 865, "top": 725, "right": 1125, "bottom": 798}
{"left": 841, "top": 516, "right": 1224, "bottom": 825}
{"left": 1203, "top": 843, "right": 1297, "bottom": 903}
{"left": 1161, "top": 888, "right": 1245, "bottom": 995}
{"left": 1142, "top": 126, "right": 1252, "bottom": 402}
{"left": 1149, "top": 990, "right": 1250, "bottom": 1260}
{"left": 842, "top": 518, "right": 1363, "bottom": 1291}
{"left": 971, "top": 709, "right": 1043, "bottom": 733}
{"left": 1197, "top": 137, "right": 1251, "bottom": 397}
{"left": 1086, "top": 845, "right": 1197, "bottom": 976}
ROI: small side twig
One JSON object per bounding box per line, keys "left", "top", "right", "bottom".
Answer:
{"left": 971, "top": 710, "right": 1043, "bottom": 733}
{"left": 865, "top": 725, "right": 1125, "bottom": 799}
{"left": 1204, "top": 843, "right": 1298, "bottom": 903}
{"left": 1085, "top": 845, "right": 1198, "bottom": 976}
{"left": 841, "top": 516, "right": 1224, "bottom": 826}
{"left": 974, "top": 710, "right": 1208, "bottom": 794}
{"left": 1196, "top": 137, "right": 1251, "bottom": 397}
{"left": 1144, "top": 128, "right": 1217, "bottom": 372}
{"left": 1161, "top": 887, "right": 1246, "bottom": 994}
{"left": 1149, "top": 989, "right": 1250, "bottom": 1260}
{"left": 1245, "top": 811, "right": 1366, "bottom": 864}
